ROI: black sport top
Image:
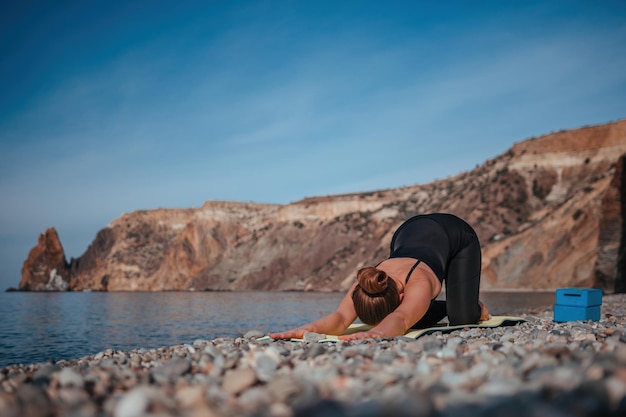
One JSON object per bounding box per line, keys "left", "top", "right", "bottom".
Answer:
{"left": 389, "top": 213, "right": 478, "bottom": 283}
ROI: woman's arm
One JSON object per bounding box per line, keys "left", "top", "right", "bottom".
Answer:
{"left": 339, "top": 277, "right": 434, "bottom": 340}
{"left": 269, "top": 283, "right": 358, "bottom": 339}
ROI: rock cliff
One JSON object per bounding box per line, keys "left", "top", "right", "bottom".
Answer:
{"left": 19, "top": 120, "right": 626, "bottom": 292}
{"left": 20, "top": 228, "right": 71, "bottom": 291}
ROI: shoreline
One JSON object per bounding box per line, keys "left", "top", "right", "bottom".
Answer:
{"left": 1, "top": 295, "right": 625, "bottom": 417}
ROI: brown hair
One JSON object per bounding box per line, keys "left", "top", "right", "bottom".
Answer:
{"left": 352, "top": 266, "right": 401, "bottom": 325}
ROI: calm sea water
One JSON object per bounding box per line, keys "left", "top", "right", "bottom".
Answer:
{"left": 0, "top": 291, "right": 555, "bottom": 368}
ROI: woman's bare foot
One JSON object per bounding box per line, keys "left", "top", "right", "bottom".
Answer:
{"left": 478, "top": 300, "right": 490, "bottom": 321}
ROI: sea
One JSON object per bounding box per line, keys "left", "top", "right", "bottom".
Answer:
{"left": 0, "top": 291, "right": 556, "bottom": 368}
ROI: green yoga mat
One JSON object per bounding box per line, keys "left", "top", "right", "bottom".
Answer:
{"left": 266, "top": 316, "right": 526, "bottom": 342}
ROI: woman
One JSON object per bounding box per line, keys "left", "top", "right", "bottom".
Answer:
{"left": 269, "top": 213, "right": 489, "bottom": 341}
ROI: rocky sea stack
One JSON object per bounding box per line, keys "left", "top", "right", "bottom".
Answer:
{"left": 19, "top": 119, "right": 626, "bottom": 292}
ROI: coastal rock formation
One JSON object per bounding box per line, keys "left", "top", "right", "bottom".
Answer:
{"left": 19, "top": 120, "right": 626, "bottom": 292}
{"left": 19, "top": 228, "right": 71, "bottom": 291}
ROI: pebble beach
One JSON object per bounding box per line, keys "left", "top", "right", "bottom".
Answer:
{"left": 2, "top": 294, "right": 626, "bottom": 417}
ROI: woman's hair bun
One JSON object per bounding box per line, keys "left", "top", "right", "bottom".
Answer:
{"left": 357, "top": 266, "right": 389, "bottom": 295}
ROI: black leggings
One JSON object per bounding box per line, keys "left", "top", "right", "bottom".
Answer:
{"left": 411, "top": 234, "right": 482, "bottom": 328}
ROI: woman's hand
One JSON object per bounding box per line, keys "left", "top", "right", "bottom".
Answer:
{"left": 338, "top": 329, "right": 384, "bottom": 341}
{"left": 268, "top": 327, "right": 308, "bottom": 340}
{"left": 270, "top": 284, "right": 359, "bottom": 340}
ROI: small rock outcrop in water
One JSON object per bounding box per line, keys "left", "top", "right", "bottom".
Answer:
{"left": 19, "top": 228, "right": 70, "bottom": 291}
{"left": 18, "top": 119, "right": 626, "bottom": 292}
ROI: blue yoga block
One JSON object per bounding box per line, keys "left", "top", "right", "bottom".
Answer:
{"left": 554, "top": 305, "right": 601, "bottom": 322}
{"left": 555, "top": 288, "right": 602, "bottom": 307}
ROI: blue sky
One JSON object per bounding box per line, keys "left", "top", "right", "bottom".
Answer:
{"left": 1, "top": 1, "right": 625, "bottom": 290}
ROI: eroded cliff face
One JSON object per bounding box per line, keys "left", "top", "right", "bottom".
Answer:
{"left": 19, "top": 120, "right": 626, "bottom": 292}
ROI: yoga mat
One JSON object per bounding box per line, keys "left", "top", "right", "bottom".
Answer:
{"left": 261, "top": 316, "right": 526, "bottom": 342}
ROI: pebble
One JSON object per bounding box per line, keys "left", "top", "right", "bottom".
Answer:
{"left": 1, "top": 294, "right": 626, "bottom": 416}
{"left": 244, "top": 330, "right": 265, "bottom": 339}
{"left": 57, "top": 367, "right": 84, "bottom": 388}
{"left": 253, "top": 352, "right": 280, "bottom": 382}
{"left": 302, "top": 332, "right": 326, "bottom": 343}
{"left": 32, "top": 363, "right": 60, "bottom": 386}
{"left": 150, "top": 357, "right": 191, "bottom": 383}
{"left": 222, "top": 368, "right": 257, "bottom": 396}
{"left": 114, "top": 385, "right": 163, "bottom": 417}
